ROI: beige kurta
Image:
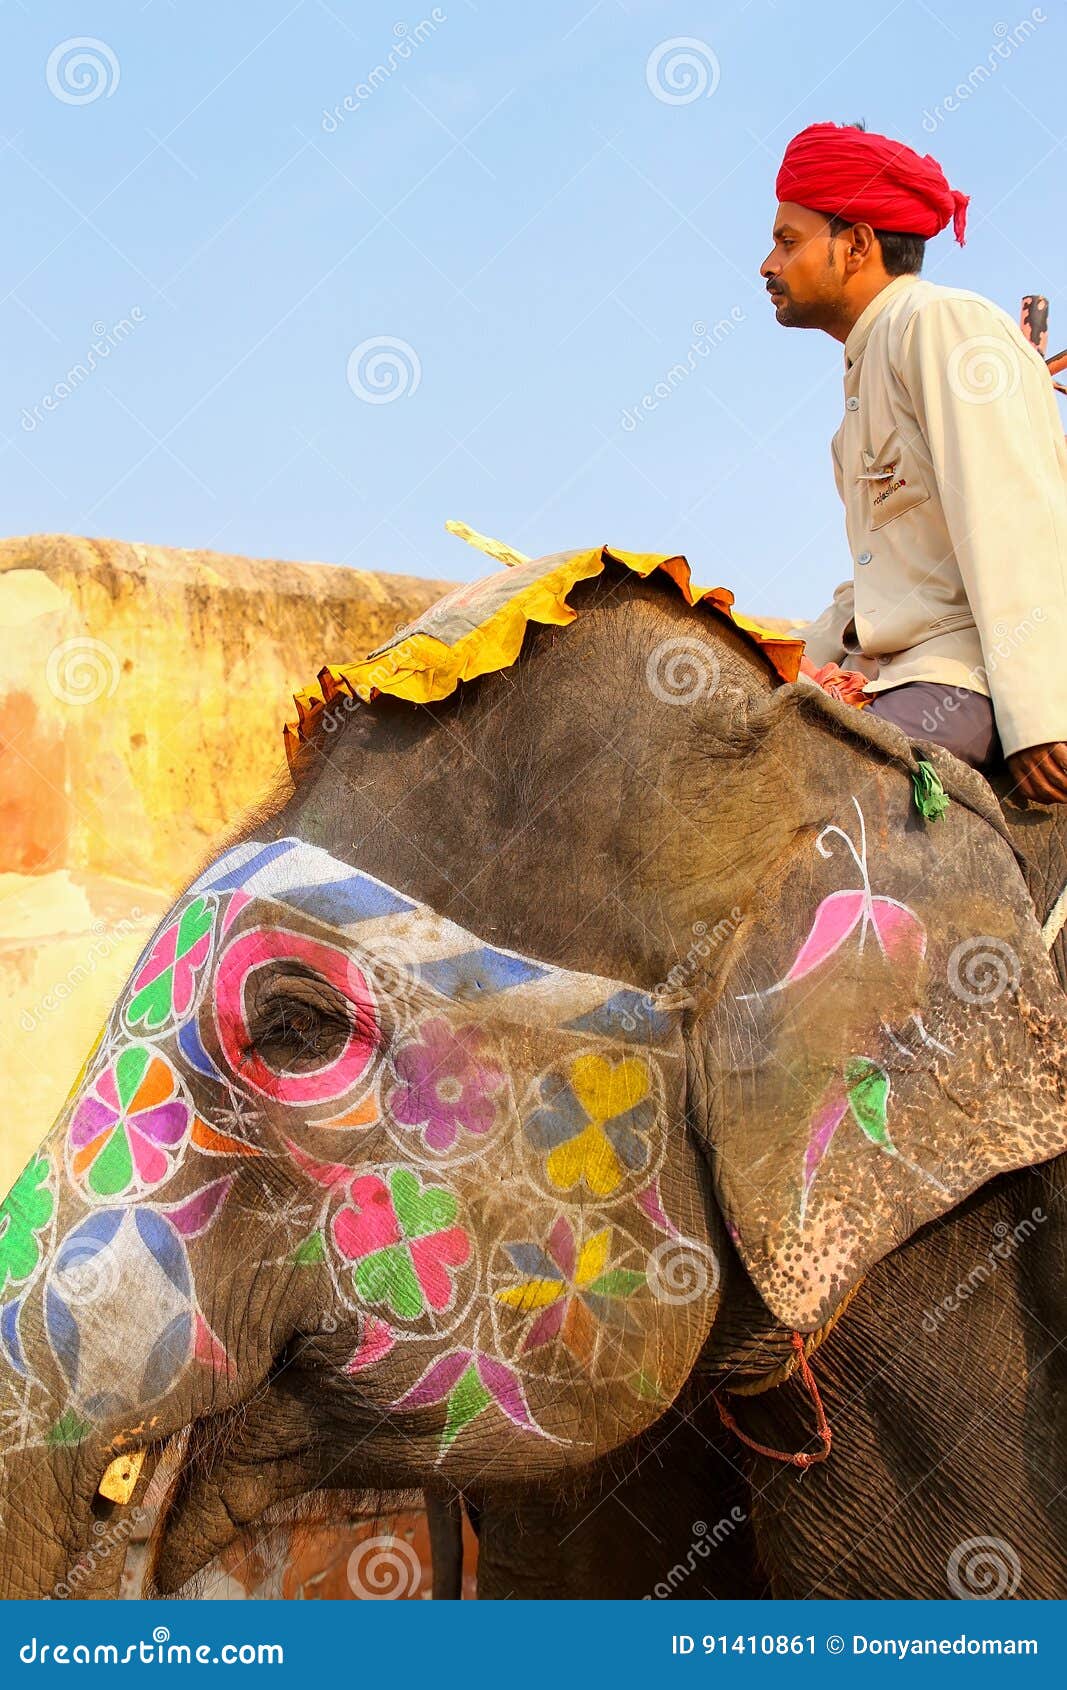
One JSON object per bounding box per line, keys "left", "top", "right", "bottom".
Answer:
{"left": 792, "top": 273, "right": 1067, "bottom": 757}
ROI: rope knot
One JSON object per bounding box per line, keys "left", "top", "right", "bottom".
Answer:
{"left": 714, "top": 1331, "right": 833, "bottom": 1469}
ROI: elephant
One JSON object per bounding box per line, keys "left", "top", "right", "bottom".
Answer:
{"left": 2, "top": 553, "right": 1066, "bottom": 1601}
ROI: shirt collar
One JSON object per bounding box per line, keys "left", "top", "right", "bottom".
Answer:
{"left": 843, "top": 274, "right": 917, "bottom": 368}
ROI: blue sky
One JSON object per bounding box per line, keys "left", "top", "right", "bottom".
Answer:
{"left": 1, "top": 0, "right": 1063, "bottom": 620}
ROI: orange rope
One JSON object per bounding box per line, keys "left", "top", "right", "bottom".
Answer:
{"left": 714, "top": 1332, "right": 832, "bottom": 1470}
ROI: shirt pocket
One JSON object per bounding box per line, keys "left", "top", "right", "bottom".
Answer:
{"left": 926, "top": 609, "right": 975, "bottom": 634}
{"left": 857, "top": 431, "right": 931, "bottom": 531}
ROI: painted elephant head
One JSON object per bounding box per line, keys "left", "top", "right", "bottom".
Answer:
{"left": 0, "top": 831, "right": 718, "bottom": 1594}
{"left": 2, "top": 559, "right": 1065, "bottom": 1596}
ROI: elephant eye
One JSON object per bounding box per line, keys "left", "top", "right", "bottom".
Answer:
{"left": 245, "top": 971, "right": 357, "bottom": 1072}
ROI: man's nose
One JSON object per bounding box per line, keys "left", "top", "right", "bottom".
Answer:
{"left": 759, "top": 253, "right": 777, "bottom": 279}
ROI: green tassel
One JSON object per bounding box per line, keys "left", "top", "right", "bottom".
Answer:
{"left": 911, "top": 757, "right": 949, "bottom": 822}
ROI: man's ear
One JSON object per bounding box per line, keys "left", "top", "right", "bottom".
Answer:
{"left": 854, "top": 220, "right": 878, "bottom": 253}
{"left": 834, "top": 218, "right": 878, "bottom": 278}
{"left": 691, "top": 744, "right": 1067, "bottom": 1333}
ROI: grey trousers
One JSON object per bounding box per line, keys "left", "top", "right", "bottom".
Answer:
{"left": 866, "top": 682, "right": 1002, "bottom": 772}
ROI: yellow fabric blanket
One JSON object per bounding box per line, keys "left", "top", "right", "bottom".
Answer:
{"left": 285, "top": 527, "right": 805, "bottom": 765}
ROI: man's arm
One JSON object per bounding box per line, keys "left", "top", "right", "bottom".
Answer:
{"left": 787, "top": 578, "right": 855, "bottom": 667}
{"left": 790, "top": 436, "right": 875, "bottom": 675}
{"left": 903, "top": 295, "right": 1067, "bottom": 800}
{"left": 1004, "top": 740, "right": 1067, "bottom": 803}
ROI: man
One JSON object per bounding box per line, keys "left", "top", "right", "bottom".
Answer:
{"left": 762, "top": 121, "right": 1067, "bottom": 804}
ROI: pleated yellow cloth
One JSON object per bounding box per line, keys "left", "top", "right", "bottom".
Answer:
{"left": 284, "top": 526, "right": 804, "bottom": 765}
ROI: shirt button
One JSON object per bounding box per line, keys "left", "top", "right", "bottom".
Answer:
{"left": 857, "top": 550, "right": 873, "bottom": 566}
{"left": 846, "top": 396, "right": 859, "bottom": 411}
{"left": 881, "top": 654, "right": 892, "bottom": 665}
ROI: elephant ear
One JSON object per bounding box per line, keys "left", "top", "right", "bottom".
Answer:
{"left": 698, "top": 773, "right": 1067, "bottom": 1332}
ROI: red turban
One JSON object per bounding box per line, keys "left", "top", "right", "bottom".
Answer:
{"left": 776, "top": 122, "right": 969, "bottom": 246}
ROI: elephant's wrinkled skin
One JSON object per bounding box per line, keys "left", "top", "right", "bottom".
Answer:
{"left": 1, "top": 564, "right": 1065, "bottom": 1600}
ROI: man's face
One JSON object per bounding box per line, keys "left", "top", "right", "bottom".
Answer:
{"left": 760, "top": 201, "right": 848, "bottom": 329}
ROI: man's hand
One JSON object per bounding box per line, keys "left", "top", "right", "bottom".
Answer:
{"left": 1006, "top": 741, "right": 1067, "bottom": 804}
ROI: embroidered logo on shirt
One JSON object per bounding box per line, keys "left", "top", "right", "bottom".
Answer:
{"left": 873, "top": 473, "right": 907, "bottom": 507}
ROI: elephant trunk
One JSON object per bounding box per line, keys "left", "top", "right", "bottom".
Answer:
{"left": 0, "top": 1186, "right": 334, "bottom": 1598}
{"left": 0, "top": 1438, "right": 158, "bottom": 1600}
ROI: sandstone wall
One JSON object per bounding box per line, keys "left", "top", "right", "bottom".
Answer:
{"left": 0, "top": 534, "right": 450, "bottom": 1192}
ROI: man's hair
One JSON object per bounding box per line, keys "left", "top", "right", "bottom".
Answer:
{"left": 827, "top": 213, "right": 926, "bottom": 277}
{"left": 826, "top": 119, "right": 925, "bottom": 277}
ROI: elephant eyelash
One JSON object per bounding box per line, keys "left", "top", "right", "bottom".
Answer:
{"left": 258, "top": 1000, "right": 352, "bottom": 1042}
{"left": 246, "top": 993, "right": 359, "bottom": 1068}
